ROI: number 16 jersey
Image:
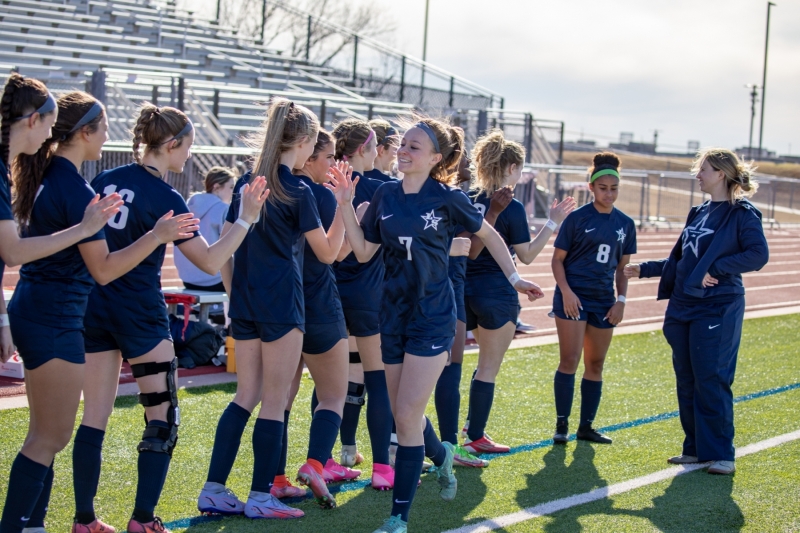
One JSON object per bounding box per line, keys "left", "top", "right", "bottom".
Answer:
{"left": 553, "top": 203, "right": 636, "bottom": 311}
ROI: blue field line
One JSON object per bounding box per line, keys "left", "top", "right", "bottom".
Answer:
{"left": 164, "top": 381, "right": 800, "bottom": 530}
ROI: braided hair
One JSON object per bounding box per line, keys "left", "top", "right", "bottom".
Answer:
{"left": 131, "top": 103, "right": 190, "bottom": 165}
{"left": 0, "top": 73, "right": 50, "bottom": 173}
{"left": 332, "top": 118, "right": 372, "bottom": 161}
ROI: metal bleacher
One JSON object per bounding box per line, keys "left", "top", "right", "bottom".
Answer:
{"left": 0, "top": 0, "right": 558, "bottom": 194}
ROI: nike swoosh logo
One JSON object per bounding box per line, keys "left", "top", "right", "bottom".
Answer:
{"left": 432, "top": 345, "right": 443, "bottom": 350}
{"left": 330, "top": 468, "right": 346, "bottom": 476}
{"left": 381, "top": 214, "right": 393, "bottom": 220}
{"left": 21, "top": 517, "right": 30, "bottom": 522}
{"left": 225, "top": 502, "right": 236, "bottom": 508}
{"left": 394, "top": 500, "right": 409, "bottom": 504}
{"left": 585, "top": 228, "right": 596, "bottom": 233}
{"left": 709, "top": 324, "right": 721, "bottom": 329}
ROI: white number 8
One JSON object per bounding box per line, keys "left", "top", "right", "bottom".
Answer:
{"left": 596, "top": 244, "right": 610, "bottom": 264}
{"left": 103, "top": 184, "right": 135, "bottom": 229}
{"left": 399, "top": 236, "right": 413, "bottom": 261}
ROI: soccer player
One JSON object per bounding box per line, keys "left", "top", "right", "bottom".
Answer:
{"left": 462, "top": 130, "right": 575, "bottom": 454}
{"left": 199, "top": 98, "right": 347, "bottom": 519}
{"left": 625, "top": 148, "right": 768, "bottom": 475}
{"left": 551, "top": 152, "right": 636, "bottom": 445}
{"left": 337, "top": 118, "right": 544, "bottom": 533}
{"left": 365, "top": 119, "right": 400, "bottom": 182}
{"left": 331, "top": 119, "right": 396, "bottom": 489}
{"left": 75, "top": 104, "right": 267, "bottom": 533}
{"left": 0, "top": 82, "right": 142, "bottom": 533}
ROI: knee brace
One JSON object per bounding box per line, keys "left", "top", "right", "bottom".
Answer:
{"left": 349, "top": 351, "right": 361, "bottom": 364}
{"left": 345, "top": 381, "right": 366, "bottom": 406}
{"left": 131, "top": 358, "right": 179, "bottom": 455}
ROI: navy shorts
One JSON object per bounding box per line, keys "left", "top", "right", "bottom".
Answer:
{"left": 83, "top": 326, "right": 170, "bottom": 360}
{"left": 465, "top": 295, "right": 520, "bottom": 331}
{"left": 550, "top": 292, "right": 615, "bottom": 329}
{"left": 380, "top": 334, "right": 454, "bottom": 365}
{"left": 9, "top": 313, "right": 85, "bottom": 370}
{"left": 230, "top": 318, "right": 301, "bottom": 343}
{"left": 342, "top": 307, "right": 380, "bottom": 337}
{"left": 302, "top": 319, "right": 348, "bottom": 355}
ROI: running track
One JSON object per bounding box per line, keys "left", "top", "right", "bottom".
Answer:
{"left": 3, "top": 229, "right": 798, "bottom": 335}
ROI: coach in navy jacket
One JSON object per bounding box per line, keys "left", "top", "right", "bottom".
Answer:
{"left": 627, "top": 148, "right": 768, "bottom": 475}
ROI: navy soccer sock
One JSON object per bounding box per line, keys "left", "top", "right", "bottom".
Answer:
{"left": 276, "top": 410, "right": 290, "bottom": 476}
{"left": 554, "top": 371, "right": 576, "bottom": 423}
{"left": 423, "top": 417, "right": 447, "bottom": 467}
{"left": 434, "top": 362, "right": 462, "bottom": 445}
{"left": 26, "top": 462, "right": 53, "bottom": 528}
{"left": 132, "top": 420, "right": 172, "bottom": 522}
{"left": 467, "top": 379, "right": 495, "bottom": 442}
{"left": 339, "top": 383, "right": 363, "bottom": 446}
{"left": 579, "top": 378, "right": 603, "bottom": 430}
{"left": 364, "top": 370, "right": 392, "bottom": 465}
{"left": 390, "top": 445, "right": 424, "bottom": 523}
{"left": 311, "top": 387, "right": 319, "bottom": 415}
{"left": 307, "top": 410, "right": 342, "bottom": 465}
{"left": 207, "top": 402, "right": 251, "bottom": 485}
{"left": 73, "top": 425, "right": 105, "bottom": 523}
{"left": 250, "top": 418, "right": 284, "bottom": 493}
{"left": 0, "top": 453, "right": 49, "bottom": 533}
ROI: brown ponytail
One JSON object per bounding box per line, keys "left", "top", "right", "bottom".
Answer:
{"left": 332, "top": 118, "right": 372, "bottom": 161}
{"left": 472, "top": 129, "right": 525, "bottom": 195}
{"left": 248, "top": 98, "right": 319, "bottom": 207}
{"left": 14, "top": 91, "right": 104, "bottom": 227}
{"left": 131, "top": 103, "right": 190, "bottom": 165}
{"left": 0, "top": 73, "right": 50, "bottom": 172}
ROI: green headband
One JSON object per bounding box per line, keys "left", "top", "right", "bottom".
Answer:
{"left": 590, "top": 169, "right": 620, "bottom": 182}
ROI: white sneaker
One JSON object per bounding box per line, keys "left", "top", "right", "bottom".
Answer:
{"left": 707, "top": 460, "right": 735, "bottom": 475}
{"left": 197, "top": 482, "right": 245, "bottom": 515}
{"left": 244, "top": 491, "right": 304, "bottom": 519}
{"left": 340, "top": 444, "right": 364, "bottom": 467}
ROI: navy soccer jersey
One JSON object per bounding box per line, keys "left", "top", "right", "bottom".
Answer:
{"left": 333, "top": 173, "right": 386, "bottom": 312}
{"left": 298, "top": 174, "right": 344, "bottom": 324}
{"left": 0, "top": 159, "right": 13, "bottom": 282}
{"left": 554, "top": 202, "right": 637, "bottom": 310}
{"left": 465, "top": 192, "right": 531, "bottom": 299}
{"left": 227, "top": 165, "right": 321, "bottom": 325}
{"left": 361, "top": 177, "right": 484, "bottom": 337}
{"left": 84, "top": 163, "right": 199, "bottom": 337}
{"left": 364, "top": 168, "right": 395, "bottom": 183}
{"left": 9, "top": 156, "right": 105, "bottom": 328}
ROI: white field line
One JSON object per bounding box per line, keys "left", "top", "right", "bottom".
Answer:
{"left": 443, "top": 429, "right": 800, "bottom": 533}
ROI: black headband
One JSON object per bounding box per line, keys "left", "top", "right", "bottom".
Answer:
{"left": 161, "top": 120, "right": 194, "bottom": 145}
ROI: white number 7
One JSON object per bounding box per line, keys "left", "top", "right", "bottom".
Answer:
{"left": 399, "top": 236, "right": 413, "bottom": 261}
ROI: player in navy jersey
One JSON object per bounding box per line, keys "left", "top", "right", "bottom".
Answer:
{"left": 461, "top": 130, "right": 575, "bottom": 455}
{"left": 337, "top": 117, "right": 544, "bottom": 533}
{"left": 330, "top": 118, "right": 397, "bottom": 489}
{"left": 0, "top": 92, "right": 198, "bottom": 533}
{"left": 74, "top": 104, "right": 267, "bottom": 533}
{"left": 0, "top": 76, "right": 122, "bottom": 372}
{"left": 551, "top": 152, "right": 636, "bottom": 446}
{"left": 364, "top": 118, "right": 400, "bottom": 182}
{"left": 625, "top": 148, "right": 767, "bottom": 475}
{"left": 200, "top": 98, "right": 349, "bottom": 518}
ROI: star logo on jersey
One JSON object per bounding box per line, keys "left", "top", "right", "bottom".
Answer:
{"left": 616, "top": 228, "right": 626, "bottom": 243}
{"left": 682, "top": 213, "right": 714, "bottom": 258}
{"left": 421, "top": 210, "right": 441, "bottom": 231}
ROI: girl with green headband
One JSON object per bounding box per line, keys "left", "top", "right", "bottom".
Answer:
{"left": 550, "top": 151, "right": 637, "bottom": 446}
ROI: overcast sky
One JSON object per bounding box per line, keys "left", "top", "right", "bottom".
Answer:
{"left": 190, "top": 1, "right": 798, "bottom": 155}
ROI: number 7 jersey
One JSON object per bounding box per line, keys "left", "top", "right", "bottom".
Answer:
{"left": 361, "top": 177, "right": 483, "bottom": 337}
{"left": 85, "top": 163, "right": 199, "bottom": 337}
{"left": 553, "top": 202, "right": 637, "bottom": 311}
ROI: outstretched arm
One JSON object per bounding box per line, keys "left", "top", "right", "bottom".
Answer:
{"left": 514, "top": 197, "right": 576, "bottom": 264}
{"left": 475, "top": 220, "right": 543, "bottom": 301}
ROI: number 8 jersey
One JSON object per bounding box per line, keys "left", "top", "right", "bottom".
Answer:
{"left": 361, "top": 177, "right": 483, "bottom": 337}
{"left": 553, "top": 203, "right": 637, "bottom": 311}
{"left": 85, "top": 163, "right": 199, "bottom": 338}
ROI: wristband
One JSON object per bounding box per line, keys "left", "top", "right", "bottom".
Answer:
{"left": 544, "top": 219, "right": 558, "bottom": 231}
{"left": 152, "top": 231, "right": 164, "bottom": 245}
{"left": 235, "top": 218, "right": 251, "bottom": 230}
{"left": 508, "top": 272, "right": 521, "bottom": 286}
{"left": 0, "top": 314, "right": 8, "bottom": 327}
{"left": 617, "top": 295, "right": 627, "bottom": 304}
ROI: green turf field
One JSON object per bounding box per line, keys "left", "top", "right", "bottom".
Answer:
{"left": 1, "top": 314, "right": 799, "bottom": 533}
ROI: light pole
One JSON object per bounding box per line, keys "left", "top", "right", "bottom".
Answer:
{"left": 420, "top": 0, "right": 430, "bottom": 98}
{"left": 757, "top": 1, "right": 776, "bottom": 158}
{"left": 745, "top": 84, "right": 759, "bottom": 160}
